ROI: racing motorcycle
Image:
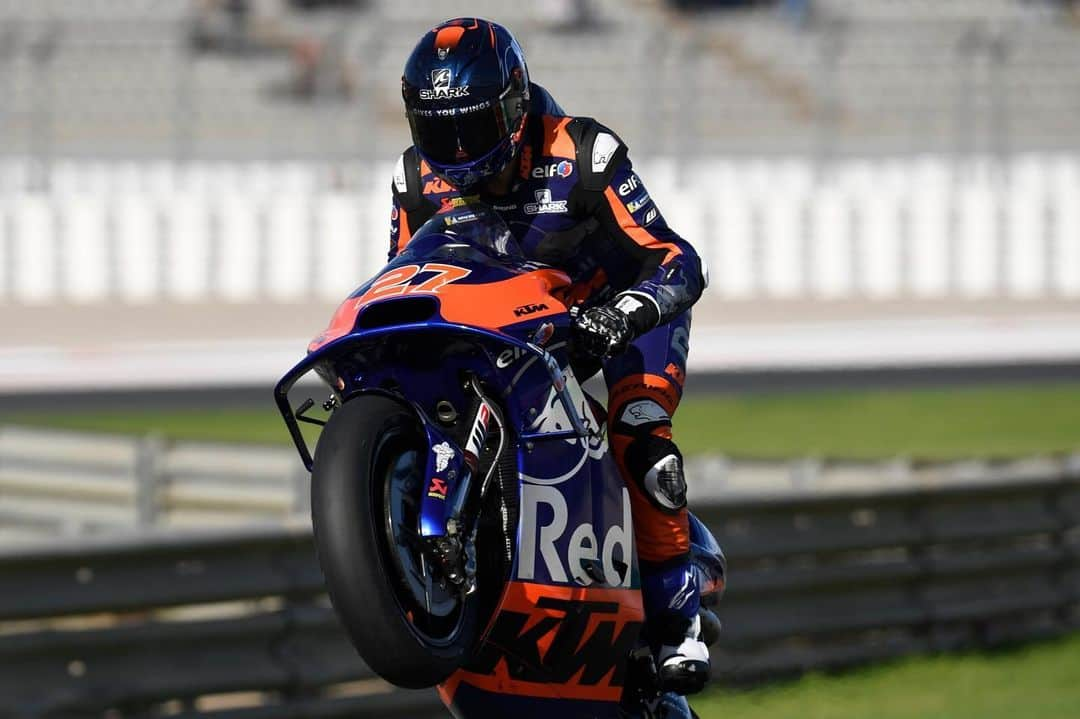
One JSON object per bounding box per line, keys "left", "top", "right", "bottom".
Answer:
{"left": 274, "top": 204, "right": 726, "bottom": 719}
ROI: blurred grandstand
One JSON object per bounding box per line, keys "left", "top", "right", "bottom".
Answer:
{"left": 0, "top": 0, "right": 1077, "bottom": 162}
{"left": 2, "top": 0, "right": 1080, "bottom": 390}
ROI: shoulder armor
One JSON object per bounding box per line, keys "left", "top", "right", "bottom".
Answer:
{"left": 392, "top": 147, "right": 426, "bottom": 212}
{"left": 566, "top": 118, "right": 628, "bottom": 192}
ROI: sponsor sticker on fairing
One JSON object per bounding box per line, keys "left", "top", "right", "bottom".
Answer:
{"left": 432, "top": 442, "right": 454, "bottom": 473}
{"left": 496, "top": 346, "right": 527, "bottom": 368}
{"left": 427, "top": 477, "right": 448, "bottom": 499}
{"left": 519, "top": 484, "right": 633, "bottom": 587}
{"left": 514, "top": 302, "right": 549, "bottom": 317}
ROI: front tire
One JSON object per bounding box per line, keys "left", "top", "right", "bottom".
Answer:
{"left": 310, "top": 393, "right": 479, "bottom": 688}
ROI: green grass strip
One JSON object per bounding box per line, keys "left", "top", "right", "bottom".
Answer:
{"left": 4, "top": 383, "right": 1079, "bottom": 460}
{"left": 693, "top": 633, "right": 1080, "bottom": 719}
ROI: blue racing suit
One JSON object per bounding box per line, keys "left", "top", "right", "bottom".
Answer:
{"left": 388, "top": 83, "right": 707, "bottom": 629}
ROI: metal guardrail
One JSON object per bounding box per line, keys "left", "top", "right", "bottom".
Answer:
{"left": 0, "top": 471, "right": 1077, "bottom": 717}
{"left": 0, "top": 426, "right": 312, "bottom": 542}
{"left": 0, "top": 528, "right": 445, "bottom": 719}
{"left": 4, "top": 423, "right": 1075, "bottom": 535}
{"left": 3, "top": 425, "right": 1078, "bottom": 542}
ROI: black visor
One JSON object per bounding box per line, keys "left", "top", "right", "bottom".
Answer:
{"left": 405, "top": 86, "right": 527, "bottom": 165}
{"left": 410, "top": 103, "right": 505, "bottom": 164}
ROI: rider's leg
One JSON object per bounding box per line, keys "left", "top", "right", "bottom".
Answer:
{"left": 603, "top": 311, "right": 709, "bottom": 695}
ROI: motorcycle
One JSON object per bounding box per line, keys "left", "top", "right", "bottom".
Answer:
{"left": 274, "top": 203, "right": 726, "bottom": 719}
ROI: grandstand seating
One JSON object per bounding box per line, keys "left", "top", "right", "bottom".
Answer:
{"left": 0, "top": 0, "right": 1076, "bottom": 163}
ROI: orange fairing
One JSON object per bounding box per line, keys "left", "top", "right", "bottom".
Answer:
{"left": 438, "top": 268, "right": 569, "bottom": 330}
{"left": 308, "top": 267, "right": 571, "bottom": 353}
{"left": 438, "top": 581, "right": 643, "bottom": 704}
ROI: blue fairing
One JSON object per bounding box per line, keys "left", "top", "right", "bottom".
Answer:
{"left": 274, "top": 206, "right": 724, "bottom": 717}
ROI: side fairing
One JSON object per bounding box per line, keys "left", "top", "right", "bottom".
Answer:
{"left": 441, "top": 364, "right": 644, "bottom": 715}
{"left": 515, "top": 366, "right": 636, "bottom": 590}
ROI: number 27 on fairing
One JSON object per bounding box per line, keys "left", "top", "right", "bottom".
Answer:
{"left": 355, "top": 263, "right": 471, "bottom": 305}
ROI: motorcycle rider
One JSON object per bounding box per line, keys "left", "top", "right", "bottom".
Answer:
{"left": 388, "top": 18, "right": 710, "bottom": 695}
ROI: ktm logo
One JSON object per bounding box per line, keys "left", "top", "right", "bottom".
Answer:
{"left": 665, "top": 362, "right": 685, "bottom": 386}
{"left": 469, "top": 598, "right": 641, "bottom": 687}
{"left": 514, "top": 302, "right": 549, "bottom": 317}
{"left": 424, "top": 177, "right": 452, "bottom": 194}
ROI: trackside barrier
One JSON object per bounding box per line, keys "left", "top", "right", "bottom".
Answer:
{"left": 3, "top": 425, "right": 1076, "bottom": 542}
{"left": 0, "top": 474, "right": 1077, "bottom": 717}
{"left": 0, "top": 426, "right": 311, "bottom": 541}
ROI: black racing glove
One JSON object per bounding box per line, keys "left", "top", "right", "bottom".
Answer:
{"left": 572, "top": 293, "right": 661, "bottom": 359}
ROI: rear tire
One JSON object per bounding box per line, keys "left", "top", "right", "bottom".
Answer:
{"left": 310, "top": 393, "right": 480, "bottom": 688}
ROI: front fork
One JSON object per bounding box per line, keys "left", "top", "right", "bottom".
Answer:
{"left": 421, "top": 376, "right": 505, "bottom": 596}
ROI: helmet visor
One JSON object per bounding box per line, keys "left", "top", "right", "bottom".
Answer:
{"left": 409, "top": 103, "right": 506, "bottom": 165}
{"left": 405, "top": 79, "right": 527, "bottom": 167}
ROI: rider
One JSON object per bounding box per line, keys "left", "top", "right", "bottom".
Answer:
{"left": 388, "top": 18, "right": 710, "bottom": 695}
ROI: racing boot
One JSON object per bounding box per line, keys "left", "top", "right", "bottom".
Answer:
{"left": 642, "top": 562, "right": 711, "bottom": 695}
{"left": 644, "top": 692, "right": 699, "bottom": 719}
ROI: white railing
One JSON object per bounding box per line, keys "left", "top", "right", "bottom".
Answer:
{"left": 1, "top": 155, "right": 1079, "bottom": 306}
{"left": 2, "top": 424, "right": 1077, "bottom": 545}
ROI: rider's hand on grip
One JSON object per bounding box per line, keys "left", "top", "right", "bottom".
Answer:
{"left": 571, "top": 292, "right": 660, "bottom": 359}
{"left": 572, "top": 303, "right": 635, "bottom": 359}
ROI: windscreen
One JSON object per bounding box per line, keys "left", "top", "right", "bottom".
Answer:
{"left": 398, "top": 204, "right": 524, "bottom": 264}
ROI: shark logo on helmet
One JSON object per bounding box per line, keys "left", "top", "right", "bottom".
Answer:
{"left": 420, "top": 68, "right": 470, "bottom": 100}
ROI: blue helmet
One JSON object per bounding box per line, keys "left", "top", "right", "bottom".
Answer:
{"left": 402, "top": 18, "right": 531, "bottom": 189}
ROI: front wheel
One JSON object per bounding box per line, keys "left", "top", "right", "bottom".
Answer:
{"left": 310, "top": 393, "right": 480, "bottom": 688}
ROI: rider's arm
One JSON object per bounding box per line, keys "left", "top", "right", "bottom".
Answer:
{"left": 388, "top": 147, "right": 435, "bottom": 261}
{"left": 388, "top": 193, "right": 410, "bottom": 261}
{"left": 573, "top": 123, "right": 707, "bottom": 332}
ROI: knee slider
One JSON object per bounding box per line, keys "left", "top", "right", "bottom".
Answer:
{"left": 625, "top": 434, "right": 687, "bottom": 514}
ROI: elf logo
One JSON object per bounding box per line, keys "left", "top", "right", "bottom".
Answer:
{"left": 496, "top": 346, "right": 527, "bottom": 368}
{"left": 514, "top": 302, "right": 549, "bottom": 317}
{"left": 617, "top": 174, "right": 640, "bottom": 197}
{"left": 532, "top": 160, "right": 574, "bottom": 179}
